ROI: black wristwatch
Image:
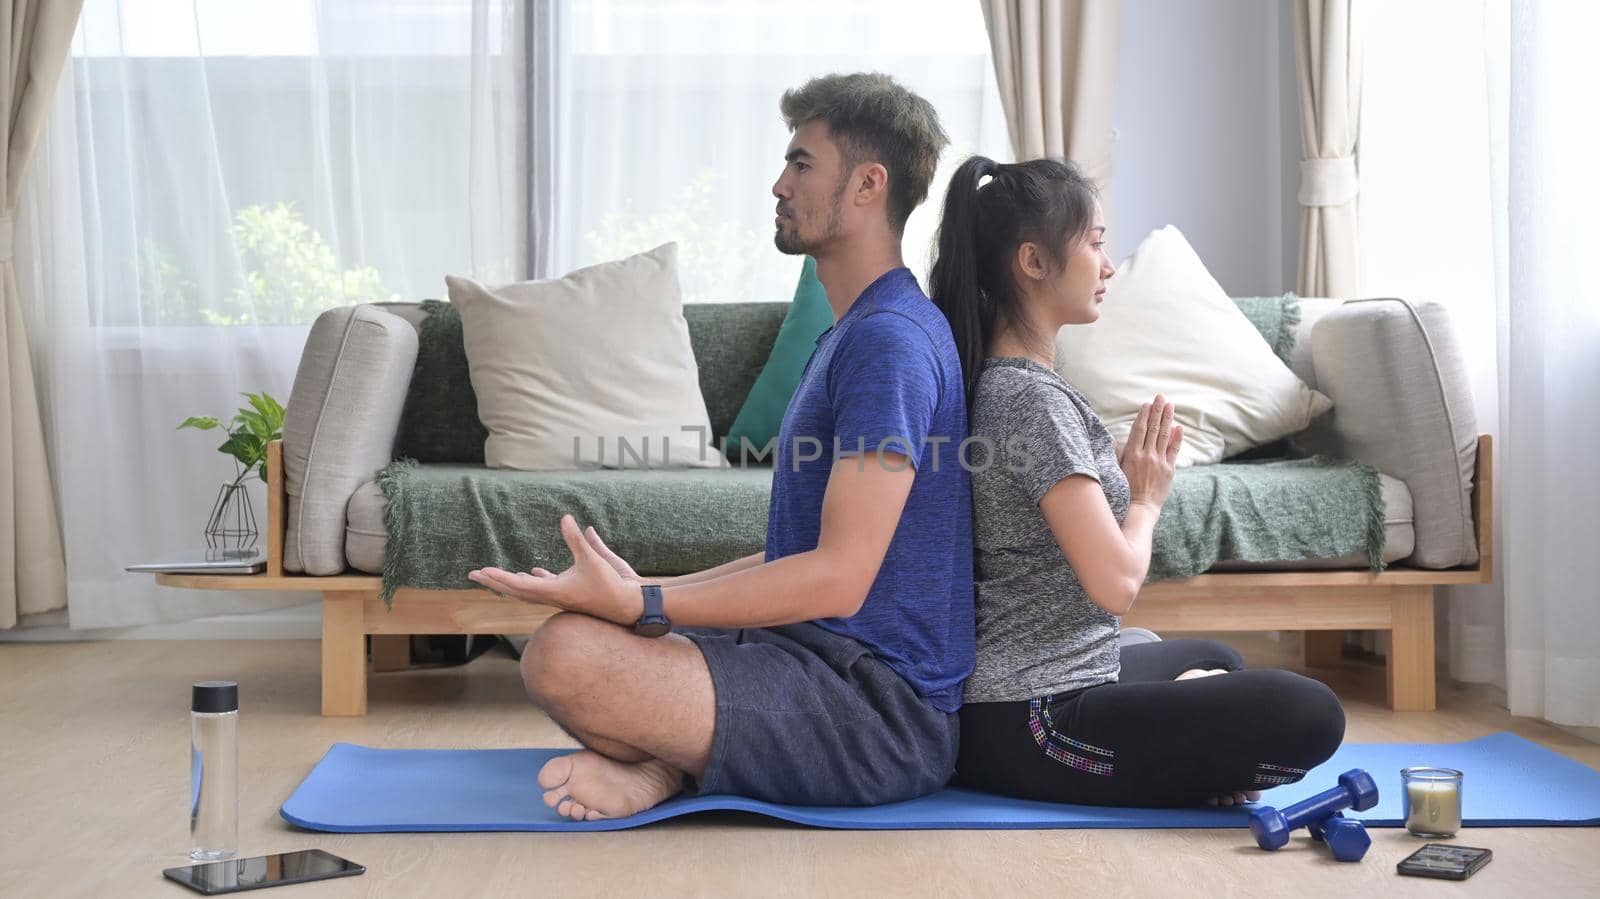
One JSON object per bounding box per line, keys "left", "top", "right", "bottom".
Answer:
{"left": 633, "top": 584, "right": 671, "bottom": 638}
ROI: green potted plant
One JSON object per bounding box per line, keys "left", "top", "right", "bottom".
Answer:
{"left": 178, "top": 392, "right": 285, "bottom": 549}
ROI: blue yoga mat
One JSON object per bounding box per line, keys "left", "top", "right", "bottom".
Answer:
{"left": 280, "top": 731, "right": 1600, "bottom": 833}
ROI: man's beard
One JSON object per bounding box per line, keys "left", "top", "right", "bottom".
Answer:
{"left": 774, "top": 188, "right": 846, "bottom": 255}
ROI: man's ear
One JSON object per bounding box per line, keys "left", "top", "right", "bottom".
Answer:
{"left": 852, "top": 161, "right": 890, "bottom": 208}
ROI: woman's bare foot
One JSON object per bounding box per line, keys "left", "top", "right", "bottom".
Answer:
{"left": 1206, "top": 789, "right": 1263, "bottom": 807}
{"left": 1174, "top": 668, "right": 1229, "bottom": 681}
{"left": 538, "top": 750, "right": 683, "bottom": 821}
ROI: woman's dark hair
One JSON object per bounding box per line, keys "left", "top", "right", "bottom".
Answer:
{"left": 928, "top": 156, "right": 1099, "bottom": 407}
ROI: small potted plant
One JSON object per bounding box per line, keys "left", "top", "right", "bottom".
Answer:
{"left": 178, "top": 392, "right": 285, "bottom": 549}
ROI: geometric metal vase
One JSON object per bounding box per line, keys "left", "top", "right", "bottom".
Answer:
{"left": 204, "top": 477, "right": 258, "bottom": 550}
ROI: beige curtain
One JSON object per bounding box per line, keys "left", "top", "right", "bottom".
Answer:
{"left": 1293, "top": 0, "right": 1363, "bottom": 297}
{"left": 0, "top": 0, "right": 81, "bottom": 628}
{"left": 981, "top": 0, "right": 1124, "bottom": 229}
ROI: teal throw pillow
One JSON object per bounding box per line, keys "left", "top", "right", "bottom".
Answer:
{"left": 723, "top": 257, "right": 834, "bottom": 463}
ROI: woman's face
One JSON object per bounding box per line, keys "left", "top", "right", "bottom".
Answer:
{"left": 1050, "top": 200, "right": 1116, "bottom": 325}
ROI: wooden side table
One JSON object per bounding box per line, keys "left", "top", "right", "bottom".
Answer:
{"left": 152, "top": 441, "right": 554, "bottom": 716}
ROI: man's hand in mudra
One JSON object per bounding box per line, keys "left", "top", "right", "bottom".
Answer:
{"left": 468, "top": 514, "right": 643, "bottom": 626}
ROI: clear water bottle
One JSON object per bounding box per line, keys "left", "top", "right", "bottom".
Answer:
{"left": 190, "top": 681, "right": 238, "bottom": 860}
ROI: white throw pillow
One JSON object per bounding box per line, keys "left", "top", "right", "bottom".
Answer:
{"left": 1053, "top": 226, "right": 1332, "bottom": 466}
{"left": 447, "top": 243, "right": 722, "bottom": 470}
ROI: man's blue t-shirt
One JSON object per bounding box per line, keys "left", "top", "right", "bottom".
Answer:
{"left": 766, "top": 266, "right": 975, "bottom": 713}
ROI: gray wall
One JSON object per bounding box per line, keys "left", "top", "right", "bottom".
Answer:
{"left": 1111, "top": 0, "right": 1301, "bottom": 296}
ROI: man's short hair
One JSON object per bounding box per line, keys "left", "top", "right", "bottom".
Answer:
{"left": 781, "top": 72, "right": 950, "bottom": 237}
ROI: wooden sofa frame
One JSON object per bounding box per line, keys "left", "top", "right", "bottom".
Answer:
{"left": 157, "top": 436, "right": 1494, "bottom": 716}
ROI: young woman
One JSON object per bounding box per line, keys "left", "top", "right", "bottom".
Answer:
{"left": 929, "top": 156, "right": 1346, "bottom": 808}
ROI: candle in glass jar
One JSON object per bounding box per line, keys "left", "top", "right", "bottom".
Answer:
{"left": 1402, "top": 767, "right": 1463, "bottom": 837}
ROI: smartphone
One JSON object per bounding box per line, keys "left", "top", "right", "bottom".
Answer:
{"left": 1396, "top": 843, "right": 1493, "bottom": 881}
{"left": 162, "top": 849, "right": 364, "bottom": 895}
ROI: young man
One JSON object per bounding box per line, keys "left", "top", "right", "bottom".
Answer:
{"left": 469, "top": 72, "right": 973, "bottom": 820}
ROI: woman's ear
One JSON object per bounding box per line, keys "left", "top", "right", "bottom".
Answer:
{"left": 1015, "top": 242, "right": 1049, "bottom": 281}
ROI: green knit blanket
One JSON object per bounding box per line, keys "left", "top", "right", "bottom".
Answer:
{"left": 374, "top": 454, "right": 1385, "bottom": 605}
{"left": 1146, "top": 454, "right": 1386, "bottom": 582}
{"left": 1231, "top": 293, "right": 1302, "bottom": 366}
{"left": 374, "top": 462, "right": 774, "bottom": 605}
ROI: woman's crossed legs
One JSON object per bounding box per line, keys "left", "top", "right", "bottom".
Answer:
{"left": 957, "top": 639, "right": 1346, "bottom": 808}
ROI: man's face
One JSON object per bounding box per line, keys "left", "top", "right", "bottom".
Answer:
{"left": 771, "top": 120, "right": 850, "bottom": 256}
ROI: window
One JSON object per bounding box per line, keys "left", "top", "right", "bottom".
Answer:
{"left": 67, "top": 0, "right": 1006, "bottom": 326}
{"left": 554, "top": 0, "right": 1011, "bottom": 300}
{"left": 70, "top": 0, "right": 517, "bottom": 326}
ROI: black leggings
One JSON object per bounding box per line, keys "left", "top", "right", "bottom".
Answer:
{"left": 956, "top": 639, "right": 1346, "bottom": 808}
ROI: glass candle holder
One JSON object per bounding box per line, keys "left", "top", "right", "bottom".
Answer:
{"left": 1402, "top": 767, "right": 1463, "bottom": 838}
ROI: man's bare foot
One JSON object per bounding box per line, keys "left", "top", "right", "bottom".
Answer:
{"left": 538, "top": 750, "right": 683, "bottom": 821}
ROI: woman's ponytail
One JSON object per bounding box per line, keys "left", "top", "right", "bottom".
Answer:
{"left": 929, "top": 155, "right": 1002, "bottom": 409}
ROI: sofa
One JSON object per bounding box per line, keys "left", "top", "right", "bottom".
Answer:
{"left": 209, "top": 295, "right": 1489, "bottom": 716}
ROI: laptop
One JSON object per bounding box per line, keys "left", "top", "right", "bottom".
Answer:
{"left": 126, "top": 547, "right": 267, "bottom": 575}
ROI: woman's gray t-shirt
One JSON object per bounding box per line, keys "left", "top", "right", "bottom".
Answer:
{"left": 963, "top": 357, "right": 1132, "bottom": 703}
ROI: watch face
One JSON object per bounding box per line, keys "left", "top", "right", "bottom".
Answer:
{"left": 634, "top": 618, "right": 670, "bottom": 638}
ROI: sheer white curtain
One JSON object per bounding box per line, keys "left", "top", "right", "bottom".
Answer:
{"left": 1495, "top": 0, "right": 1600, "bottom": 728}
{"left": 15, "top": 0, "right": 523, "bottom": 629}
{"left": 1360, "top": 0, "right": 1600, "bottom": 727}
{"left": 547, "top": 0, "right": 1013, "bottom": 295}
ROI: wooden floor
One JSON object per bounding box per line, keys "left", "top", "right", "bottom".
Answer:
{"left": 1, "top": 633, "right": 1596, "bottom": 898}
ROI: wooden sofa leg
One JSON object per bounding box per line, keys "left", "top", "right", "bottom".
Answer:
{"left": 322, "top": 591, "right": 368, "bottom": 716}
{"left": 1387, "top": 586, "right": 1437, "bottom": 712}
{"left": 1303, "top": 630, "right": 1346, "bottom": 668}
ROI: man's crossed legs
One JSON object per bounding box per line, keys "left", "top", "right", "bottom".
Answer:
{"left": 522, "top": 611, "right": 961, "bottom": 820}
{"left": 521, "top": 612, "right": 714, "bottom": 821}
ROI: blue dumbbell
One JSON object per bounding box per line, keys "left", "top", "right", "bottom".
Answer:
{"left": 1249, "top": 769, "right": 1379, "bottom": 851}
{"left": 1307, "top": 810, "right": 1340, "bottom": 842}
{"left": 1308, "top": 812, "right": 1372, "bottom": 862}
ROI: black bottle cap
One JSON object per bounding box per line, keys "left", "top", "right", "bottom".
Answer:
{"left": 192, "top": 681, "right": 239, "bottom": 713}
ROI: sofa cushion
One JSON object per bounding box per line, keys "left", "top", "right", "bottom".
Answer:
{"left": 345, "top": 465, "right": 774, "bottom": 579}
{"left": 1054, "top": 226, "right": 1333, "bottom": 466}
{"left": 1300, "top": 298, "right": 1480, "bottom": 567}
{"left": 447, "top": 243, "right": 721, "bottom": 470}
{"left": 282, "top": 305, "right": 418, "bottom": 574}
{"left": 1283, "top": 296, "right": 1344, "bottom": 389}
{"left": 344, "top": 479, "right": 388, "bottom": 575}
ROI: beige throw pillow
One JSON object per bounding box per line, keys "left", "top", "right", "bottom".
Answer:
{"left": 1053, "top": 226, "right": 1333, "bottom": 466}
{"left": 447, "top": 243, "right": 722, "bottom": 470}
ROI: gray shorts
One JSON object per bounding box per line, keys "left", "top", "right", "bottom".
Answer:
{"left": 680, "top": 622, "right": 959, "bottom": 806}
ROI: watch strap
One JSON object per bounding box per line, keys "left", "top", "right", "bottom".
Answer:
{"left": 640, "top": 584, "right": 665, "bottom": 619}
